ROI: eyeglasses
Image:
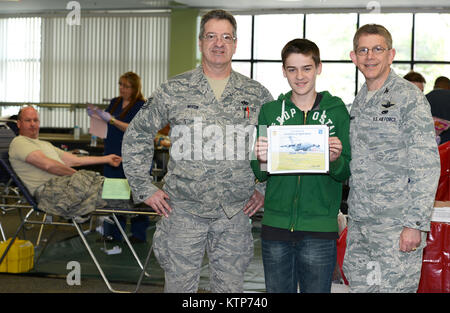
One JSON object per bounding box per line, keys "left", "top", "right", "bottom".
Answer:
{"left": 202, "top": 32, "right": 236, "bottom": 44}
{"left": 356, "top": 46, "right": 391, "bottom": 56}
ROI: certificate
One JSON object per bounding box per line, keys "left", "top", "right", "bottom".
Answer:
{"left": 267, "top": 125, "right": 329, "bottom": 174}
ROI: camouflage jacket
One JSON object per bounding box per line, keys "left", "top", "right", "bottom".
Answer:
{"left": 122, "top": 66, "right": 273, "bottom": 218}
{"left": 348, "top": 70, "right": 440, "bottom": 231}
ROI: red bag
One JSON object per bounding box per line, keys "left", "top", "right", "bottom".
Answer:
{"left": 435, "top": 141, "right": 450, "bottom": 201}
{"left": 418, "top": 222, "right": 450, "bottom": 293}
{"left": 417, "top": 141, "right": 450, "bottom": 293}
{"left": 336, "top": 227, "right": 349, "bottom": 285}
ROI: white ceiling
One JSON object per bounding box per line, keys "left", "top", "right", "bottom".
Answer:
{"left": 0, "top": 0, "right": 449, "bottom": 14}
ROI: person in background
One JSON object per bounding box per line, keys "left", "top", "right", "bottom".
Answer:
{"left": 344, "top": 24, "right": 440, "bottom": 292}
{"left": 9, "top": 106, "right": 122, "bottom": 220}
{"left": 122, "top": 9, "right": 273, "bottom": 293}
{"left": 403, "top": 71, "right": 426, "bottom": 92}
{"left": 252, "top": 38, "right": 350, "bottom": 293}
{"left": 87, "top": 72, "right": 148, "bottom": 243}
{"left": 427, "top": 76, "right": 450, "bottom": 144}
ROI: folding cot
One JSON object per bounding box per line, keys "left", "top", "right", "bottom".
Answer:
{"left": 0, "top": 127, "right": 156, "bottom": 293}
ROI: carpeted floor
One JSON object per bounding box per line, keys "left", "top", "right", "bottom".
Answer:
{"left": 0, "top": 209, "right": 348, "bottom": 294}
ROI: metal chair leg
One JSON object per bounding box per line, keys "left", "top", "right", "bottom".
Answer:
{"left": 111, "top": 213, "right": 151, "bottom": 277}
{"left": 0, "top": 208, "right": 34, "bottom": 265}
{"left": 0, "top": 221, "right": 5, "bottom": 241}
{"left": 133, "top": 243, "right": 153, "bottom": 293}
{"left": 36, "top": 213, "right": 47, "bottom": 246}
{"left": 72, "top": 220, "right": 131, "bottom": 293}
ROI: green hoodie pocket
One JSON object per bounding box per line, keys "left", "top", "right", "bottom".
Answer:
{"left": 299, "top": 176, "right": 335, "bottom": 217}
{"left": 264, "top": 175, "right": 295, "bottom": 216}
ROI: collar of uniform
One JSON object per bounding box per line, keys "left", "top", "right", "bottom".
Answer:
{"left": 190, "top": 65, "right": 242, "bottom": 99}
{"left": 359, "top": 68, "right": 397, "bottom": 100}
{"left": 190, "top": 66, "right": 210, "bottom": 94}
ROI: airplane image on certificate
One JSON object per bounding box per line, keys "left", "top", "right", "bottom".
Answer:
{"left": 267, "top": 125, "right": 329, "bottom": 174}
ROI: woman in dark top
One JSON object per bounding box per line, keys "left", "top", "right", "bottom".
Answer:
{"left": 88, "top": 72, "right": 148, "bottom": 243}
{"left": 103, "top": 73, "right": 145, "bottom": 178}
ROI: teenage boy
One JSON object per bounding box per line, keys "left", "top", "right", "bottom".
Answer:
{"left": 252, "top": 38, "right": 351, "bottom": 293}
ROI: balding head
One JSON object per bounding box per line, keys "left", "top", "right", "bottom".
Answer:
{"left": 17, "top": 106, "right": 40, "bottom": 139}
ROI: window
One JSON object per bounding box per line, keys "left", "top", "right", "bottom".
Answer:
{"left": 232, "top": 12, "right": 450, "bottom": 102}
{"left": 305, "top": 13, "right": 357, "bottom": 104}
{"left": 0, "top": 17, "right": 41, "bottom": 116}
{"left": 359, "top": 13, "right": 412, "bottom": 61}
{"left": 253, "top": 14, "right": 303, "bottom": 60}
{"left": 415, "top": 13, "right": 450, "bottom": 93}
{"left": 305, "top": 13, "right": 356, "bottom": 61}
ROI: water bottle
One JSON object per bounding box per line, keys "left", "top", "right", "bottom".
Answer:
{"left": 90, "top": 135, "right": 97, "bottom": 147}
{"left": 74, "top": 125, "right": 80, "bottom": 140}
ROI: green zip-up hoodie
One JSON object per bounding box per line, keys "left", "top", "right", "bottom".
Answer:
{"left": 251, "top": 90, "right": 351, "bottom": 233}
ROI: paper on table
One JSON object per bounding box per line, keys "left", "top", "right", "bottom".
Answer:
{"left": 101, "top": 178, "right": 131, "bottom": 200}
{"left": 89, "top": 115, "right": 107, "bottom": 139}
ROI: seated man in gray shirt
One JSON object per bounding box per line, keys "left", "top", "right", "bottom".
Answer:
{"left": 9, "top": 106, "right": 122, "bottom": 219}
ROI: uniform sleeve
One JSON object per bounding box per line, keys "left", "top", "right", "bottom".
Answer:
{"left": 329, "top": 105, "right": 351, "bottom": 182}
{"left": 402, "top": 93, "right": 440, "bottom": 231}
{"left": 122, "top": 92, "right": 168, "bottom": 203}
{"left": 251, "top": 105, "right": 269, "bottom": 183}
{"left": 251, "top": 87, "right": 273, "bottom": 190}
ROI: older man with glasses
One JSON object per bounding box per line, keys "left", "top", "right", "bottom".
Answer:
{"left": 343, "top": 24, "right": 440, "bottom": 293}
{"left": 122, "top": 9, "right": 273, "bottom": 293}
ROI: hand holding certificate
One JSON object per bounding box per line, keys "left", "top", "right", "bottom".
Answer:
{"left": 266, "top": 125, "right": 329, "bottom": 174}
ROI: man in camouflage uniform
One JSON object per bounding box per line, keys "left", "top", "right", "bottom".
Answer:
{"left": 8, "top": 106, "right": 123, "bottom": 219}
{"left": 122, "top": 10, "right": 273, "bottom": 293}
{"left": 343, "top": 24, "right": 440, "bottom": 292}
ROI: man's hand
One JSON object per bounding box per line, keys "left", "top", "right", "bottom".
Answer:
{"left": 255, "top": 136, "right": 268, "bottom": 163}
{"left": 106, "top": 154, "right": 122, "bottom": 167}
{"left": 399, "top": 227, "right": 421, "bottom": 252}
{"left": 144, "top": 190, "right": 172, "bottom": 217}
{"left": 243, "top": 190, "right": 264, "bottom": 217}
{"left": 329, "top": 136, "right": 343, "bottom": 163}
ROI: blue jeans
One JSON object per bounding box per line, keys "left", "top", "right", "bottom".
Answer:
{"left": 261, "top": 236, "right": 337, "bottom": 293}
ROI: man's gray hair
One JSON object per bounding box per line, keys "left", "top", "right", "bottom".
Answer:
{"left": 198, "top": 9, "right": 237, "bottom": 40}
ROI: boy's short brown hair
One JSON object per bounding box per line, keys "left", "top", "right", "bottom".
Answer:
{"left": 281, "top": 38, "right": 321, "bottom": 67}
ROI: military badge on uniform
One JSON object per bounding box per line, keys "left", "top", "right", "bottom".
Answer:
{"left": 381, "top": 100, "right": 395, "bottom": 108}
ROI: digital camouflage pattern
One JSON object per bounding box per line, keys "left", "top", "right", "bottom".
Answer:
{"left": 35, "top": 170, "right": 106, "bottom": 219}
{"left": 344, "top": 70, "right": 440, "bottom": 292}
{"left": 122, "top": 66, "right": 273, "bottom": 218}
{"left": 35, "top": 170, "right": 132, "bottom": 219}
{"left": 152, "top": 207, "right": 253, "bottom": 292}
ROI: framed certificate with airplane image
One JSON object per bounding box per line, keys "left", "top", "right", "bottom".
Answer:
{"left": 267, "top": 125, "right": 329, "bottom": 174}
